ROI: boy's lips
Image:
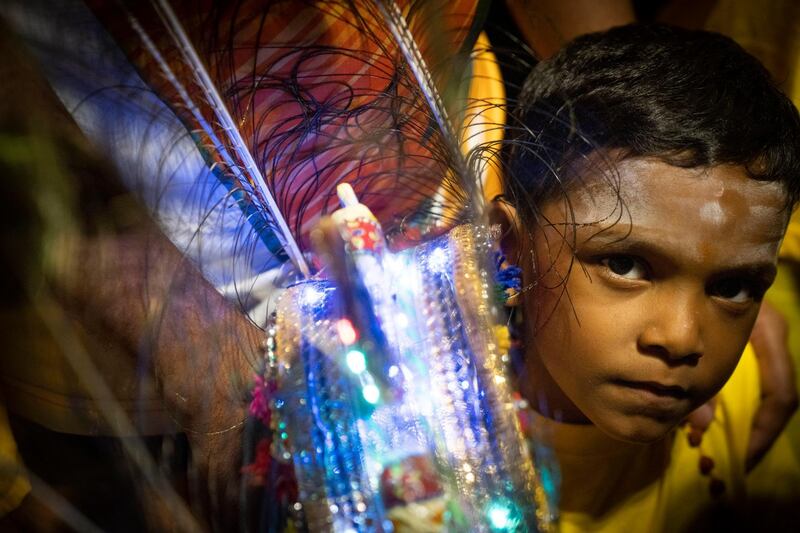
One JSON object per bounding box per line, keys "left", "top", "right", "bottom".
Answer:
{"left": 608, "top": 379, "right": 693, "bottom": 420}
{"left": 612, "top": 379, "right": 690, "bottom": 400}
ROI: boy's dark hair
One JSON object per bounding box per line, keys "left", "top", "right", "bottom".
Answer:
{"left": 505, "top": 24, "right": 800, "bottom": 220}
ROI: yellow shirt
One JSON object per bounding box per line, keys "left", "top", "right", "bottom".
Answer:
{"left": 534, "top": 344, "right": 766, "bottom": 532}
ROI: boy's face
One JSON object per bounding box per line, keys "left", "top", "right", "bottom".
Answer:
{"left": 517, "top": 156, "right": 789, "bottom": 443}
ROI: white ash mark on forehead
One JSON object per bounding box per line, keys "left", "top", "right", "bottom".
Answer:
{"left": 699, "top": 201, "right": 727, "bottom": 226}
{"left": 748, "top": 204, "right": 783, "bottom": 219}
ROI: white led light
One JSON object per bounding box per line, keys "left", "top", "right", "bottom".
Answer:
{"left": 394, "top": 312, "right": 409, "bottom": 329}
{"left": 385, "top": 253, "right": 419, "bottom": 292}
{"left": 488, "top": 506, "right": 510, "bottom": 529}
{"left": 427, "top": 246, "right": 449, "bottom": 273}
{"left": 302, "top": 285, "right": 325, "bottom": 307}
{"left": 362, "top": 383, "right": 380, "bottom": 404}
{"left": 346, "top": 350, "right": 367, "bottom": 374}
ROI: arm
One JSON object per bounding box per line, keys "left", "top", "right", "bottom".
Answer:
{"left": 746, "top": 299, "right": 798, "bottom": 472}
{"left": 55, "top": 222, "right": 262, "bottom": 529}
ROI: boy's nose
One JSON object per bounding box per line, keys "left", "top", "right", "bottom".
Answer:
{"left": 637, "top": 292, "right": 705, "bottom": 363}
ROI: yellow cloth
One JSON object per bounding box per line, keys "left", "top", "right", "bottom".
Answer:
{"left": 461, "top": 32, "right": 506, "bottom": 204}
{"left": 533, "top": 344, "right": 780, "bottom": 532}
{"left": 783, "top": 216, "right": 800, "bottom": 261}
{"left": 0, "top": 404, "right": 30, "bottom": 517}
{"left": 435, "top": 30, "right": 506, "bottom": 226}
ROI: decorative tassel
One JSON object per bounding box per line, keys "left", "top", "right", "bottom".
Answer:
{"left": 494, "top": 251, "right": 522, "bottom": 306}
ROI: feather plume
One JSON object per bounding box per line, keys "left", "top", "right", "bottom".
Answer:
{"left": 373, "top": 0, "right": 483, "bottom": 213}
{"left": 130, "top": 0, "right": 312, "bottom": 277}
{"left": 91, "top": 0, "right": 483, "bottom": 264}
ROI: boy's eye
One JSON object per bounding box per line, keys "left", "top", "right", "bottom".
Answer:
{"left": 600, "top": 255, "right": 648, "bottom": 280}
{"left": 708, "top": 278, "right": 759, "bottom": 304}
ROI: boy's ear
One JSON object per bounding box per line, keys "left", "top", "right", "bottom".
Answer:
{"left": 489, "top": 198, "right": 521, "bottom": 263}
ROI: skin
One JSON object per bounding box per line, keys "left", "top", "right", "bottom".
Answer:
{"left": 507, "top": 156, "right": 789, "bottom": 443}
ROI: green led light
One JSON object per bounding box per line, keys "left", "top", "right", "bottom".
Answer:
{"left": 346, "top": 349, "right": 367, "bottom": 374}
{"left": 485, "top": 500, "right": 520, "bottom": 531}
{"left": 362, "top": 383, "right": 380, "bottom": 404}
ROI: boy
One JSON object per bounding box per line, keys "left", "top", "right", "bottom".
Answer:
{"left": 497, "top": 24, "right": 800, "bottom": 531}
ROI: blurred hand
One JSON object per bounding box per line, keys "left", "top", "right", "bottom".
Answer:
{"left": 686, "top": 300, "right": 797, "bottom": 472}
{"left": 745, "top": 299, "right": 798, "bottom": 472}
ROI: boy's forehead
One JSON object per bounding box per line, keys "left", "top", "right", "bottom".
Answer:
{"left": 546, "top": 157, "right": 789, "bottom": 260}
{"left": 568, "top": 157, "right": 785, "bottom": 220}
